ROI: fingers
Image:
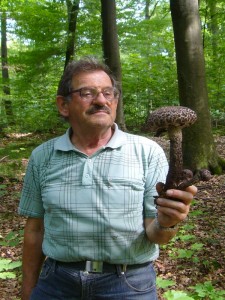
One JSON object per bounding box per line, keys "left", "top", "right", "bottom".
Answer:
{"left": 157, "top": 205, "right": 189, "bottom": 225}
{"left": 157, "top": 198, "right": 190, "bottom": 215}
{"left": 156, "top": 194, "right": 191, "bottom": 225}
{"left": 156, "top": 183, "right": 197, "bottom": 204}
{"left": 156, "top": 182, "right": 165, "bottom": 194}
{"left": 155, "top": 185, "right": 197, "bottom": 226}
{"left": 185, "top": 185, "right": 198, "bottom": 196}
{"left": 165, "top": 188, "right": 194, "bottom": 205}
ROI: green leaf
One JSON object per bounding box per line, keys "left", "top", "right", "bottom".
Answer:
{"left": 0, "top": 272, "right": 16, "bottom": 279}
{"left": 177, "top": 249, "right": 194, "bottom": 258}
{"left": 0, "top": 258, "right": 12, "bottom": 272}
{"left": 156, "top": 277, "right": 176, "bottom": 288}
{"left": 179, "top": 234, "right": 195, "bottom": 241}
{"left": 189, "top": 210, "right": 204, "bottom": 216}
{"left": 0, "top": 184, "right": 7, "bottom": 189}
{"left": 163, "top": 290, "right": 194, "bottom": 300}
{"left": 8, "top": 261, "right": 22, "bottom": 269}
{"left": 191, "top": 243, "right": 204, "bottom": 251}
{"left": 0, "top": 258, "right": 22, "bottom": 272}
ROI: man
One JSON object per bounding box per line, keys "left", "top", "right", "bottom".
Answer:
{"left": 19, "top": 56, "right": 197, "bottom": 300}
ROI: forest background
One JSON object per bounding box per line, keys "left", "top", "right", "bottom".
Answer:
{"left": 0, "top": 0, "right": 225, "bottom": 299}
{"left": 1, "top": 0, "right": 225, "bottom": 134}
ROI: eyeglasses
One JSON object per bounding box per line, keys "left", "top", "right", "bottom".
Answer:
{"left": 68, "top": 87, "right": 119, "bottom": 102}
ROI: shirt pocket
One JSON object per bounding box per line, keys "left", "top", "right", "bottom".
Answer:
{"left": 107, "top": 177, "right": 145, "bottom": 191}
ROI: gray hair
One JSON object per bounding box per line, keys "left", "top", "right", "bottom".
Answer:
{"left": 57, "top": 56, "right": 121, "bottom": 100}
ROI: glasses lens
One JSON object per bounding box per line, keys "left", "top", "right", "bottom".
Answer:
{"left": 80, "top": 88, "right": 96, "bottom": 100}
{"left": 102, "top": 87, "right": 115, "bottom": 100}
{"left": 79, "top": 87, "right": 119, "bottom": 101}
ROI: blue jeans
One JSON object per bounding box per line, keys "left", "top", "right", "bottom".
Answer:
{"left": 30, "top": 258, "right": 158, "bottom": 300}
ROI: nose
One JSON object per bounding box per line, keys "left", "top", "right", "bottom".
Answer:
{"left": 92, "top": 91, "right": 108, "bottom": 105}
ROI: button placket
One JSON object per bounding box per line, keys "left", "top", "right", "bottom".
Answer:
{"left": 82, "top": 158, "right": 93, "bottom": 185}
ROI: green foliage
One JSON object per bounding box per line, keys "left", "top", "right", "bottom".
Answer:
{"left": 0, "top": 258, "right": 22, "bottom": 279}
{"left": 0, "top": 143, "right": 28, "bottom": 178}
{"left": 1, "top": 0, "right": 225, "bottom": 132}
{"left": 189, "top": 210, "right": 204, "bottom": 217}
{"left": 176, "top": 242, "right": 203, "bottom": 260}
{"left": 1, "top": 0, "right": 67, "bottom": 132}
{"left": 0, "top": 231, "right": 23, "bottom": 279}
{"left": 157, "top": 282, "right": 225, "bottom": 300}
{"left": 163, "top": 290, "right": 194, "bottom": 300}
{"left": 156, "top": 278, "right": 194, "bottom": 300}
{"left": 164, "top": 219, "right": 204, "bottom": 262}
{"left": 0, "top": 184, "right": 7, "bottom": 197}
{"left": 1, "top": 0, "right": 181, "bottom": 132}
{"left": 0, "top": 230, "right": 24, "bottom": 247}
{"left": 0, "top": 133, "right": 53, "bottom": 178}
{"left": 157, "top": 277, "right": 176, "bottom": 289}
{"left": 190, "top": 281, "right": 225, "bottom": 300}
{"left": 157, "top": 277, "right": 225, "bottom": 300}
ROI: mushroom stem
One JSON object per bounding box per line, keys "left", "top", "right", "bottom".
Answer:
{"left": 146, "top": 106, "right": 198, "bottom": 193}
{"left": 164, "top": 126, "right": 183, "bottom": 190}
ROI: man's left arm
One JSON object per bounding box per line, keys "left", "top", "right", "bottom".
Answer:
{"left": 145, "top": 185, "right": 197, "bottom": 244}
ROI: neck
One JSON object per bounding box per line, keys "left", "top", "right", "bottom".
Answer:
{"left": 70, "top": 126, "right": 114, "bottom": 156}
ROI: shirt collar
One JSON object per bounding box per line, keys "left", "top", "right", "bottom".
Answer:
{"left": 54, "top": 124, "right": 127, "bottom": 152}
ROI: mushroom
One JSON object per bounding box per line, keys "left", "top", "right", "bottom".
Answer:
{"left": 147, "top": 106, "right": 197, "bottom": 192}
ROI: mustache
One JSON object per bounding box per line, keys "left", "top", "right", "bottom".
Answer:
{"left": 86, "top": 105, "right": 111, "bottom": 115}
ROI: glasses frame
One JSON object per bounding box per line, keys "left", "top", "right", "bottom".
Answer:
{"left": 68, "top": 86, "right": 119, "bottom": 102}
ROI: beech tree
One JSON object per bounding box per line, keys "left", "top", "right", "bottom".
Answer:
{"left": 64, "top": 0, "right": 80, "bottom": 69}
{"left": 170, "top": 0, "right": 224, "bottom": 173}
{"left": 1, "top": 11, "right": 14, "bottom": 128}
{"left": 101, "top": 0, "right": 126, "bottom": 130}
{"left": 1, "top": 0, "right": 225, "bottom": 135}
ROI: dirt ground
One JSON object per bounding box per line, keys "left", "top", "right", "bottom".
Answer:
{"left": 0, "top": 135, "right": 224, "bottom": 299}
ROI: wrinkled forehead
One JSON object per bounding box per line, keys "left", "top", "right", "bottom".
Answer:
{"left": 71, "top": 70, "right": 113, "bottom": 89}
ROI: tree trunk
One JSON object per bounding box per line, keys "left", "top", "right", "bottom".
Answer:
{"left": 1, "top": 11, "right": 14, "bottom": 126}
{"left": 64, "top": 0, "right": 80, "bottom": 69}
{"left": 145, "top": 0, "right": 151, "bottom": 19}
{"left": 208, "top": 0, "right": 218, "bottom": 57}
{"left": 101, "top": 0, "right": 126, "bottom": 130}
{"left": 170, "top": 0, "right": 223, "bottom": 173}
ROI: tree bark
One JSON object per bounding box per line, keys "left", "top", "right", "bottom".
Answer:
{"left": 1, "top": 11, "right": 14, "bottom": 126}
{"left": 145, "top": 0, "right": 151, "bottom": 19}
{"left": 170, "top": 0, "right": 223, "bottom": 173}
{"left": 64, "top": 0, "right": 80, "bottom": 69}
{"left": 208, "top": 0, "right": 218, "bottom": 57}
{"left": 101, "top": 0, "right": 126, "bottom": 130}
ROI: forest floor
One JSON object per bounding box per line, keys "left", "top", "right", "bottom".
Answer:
{"left": 0, "top": 133, "right": 224, "bottom": 300}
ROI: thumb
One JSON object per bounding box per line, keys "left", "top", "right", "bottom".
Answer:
{"left": 156, "top": 182, "right": 165, "bottom": 195}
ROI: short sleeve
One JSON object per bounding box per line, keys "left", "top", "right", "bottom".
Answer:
{"left": 18, "top": 154, "right": 44, "bottom": 217}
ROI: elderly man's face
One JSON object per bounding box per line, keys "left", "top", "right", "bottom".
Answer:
{"left": 60, "top": 70, "right": 118, "bottom": 131}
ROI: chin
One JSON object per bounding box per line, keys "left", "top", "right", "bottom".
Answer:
{"left": 90, "top": 118, "right": 114, "bottom": 128}
{"left": 89, "top": 115, "right": 113, "bottom": 125}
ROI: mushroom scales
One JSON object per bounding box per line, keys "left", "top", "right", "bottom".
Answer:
{"left": 147, "top": 106, "right": 197, "bottom": 192}
{"left": 147, "top": 106, "right": 197, "bottom": 132}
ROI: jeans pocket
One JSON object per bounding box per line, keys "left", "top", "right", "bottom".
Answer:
{"left": 123, "top": 263, "right": 156, "bottom": 292}
{"left": 39, "top": 258, "right": 54, "bottom": 280}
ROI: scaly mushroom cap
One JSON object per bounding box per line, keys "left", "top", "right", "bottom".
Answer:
{"left": 147, "top": 106, "right": 197, "bottom": 132}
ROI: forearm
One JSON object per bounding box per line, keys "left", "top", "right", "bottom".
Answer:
{"left": 145, "top": 217, "right": 178, "bottom": 244}
{"left": 21, "top": 218, "right": 45, "bottom": 300}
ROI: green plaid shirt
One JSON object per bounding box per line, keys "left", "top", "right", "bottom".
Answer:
{"left": 19, "top": 124, "right": 168, "bottom": 264}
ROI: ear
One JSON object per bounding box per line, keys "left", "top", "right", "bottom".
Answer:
{"left": 56, "top": 96, "right": 69, "bottom": 118}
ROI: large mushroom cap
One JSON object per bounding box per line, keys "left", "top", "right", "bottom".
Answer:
{"left": 147, "top": 106, "right": 197, "bottom": 131}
